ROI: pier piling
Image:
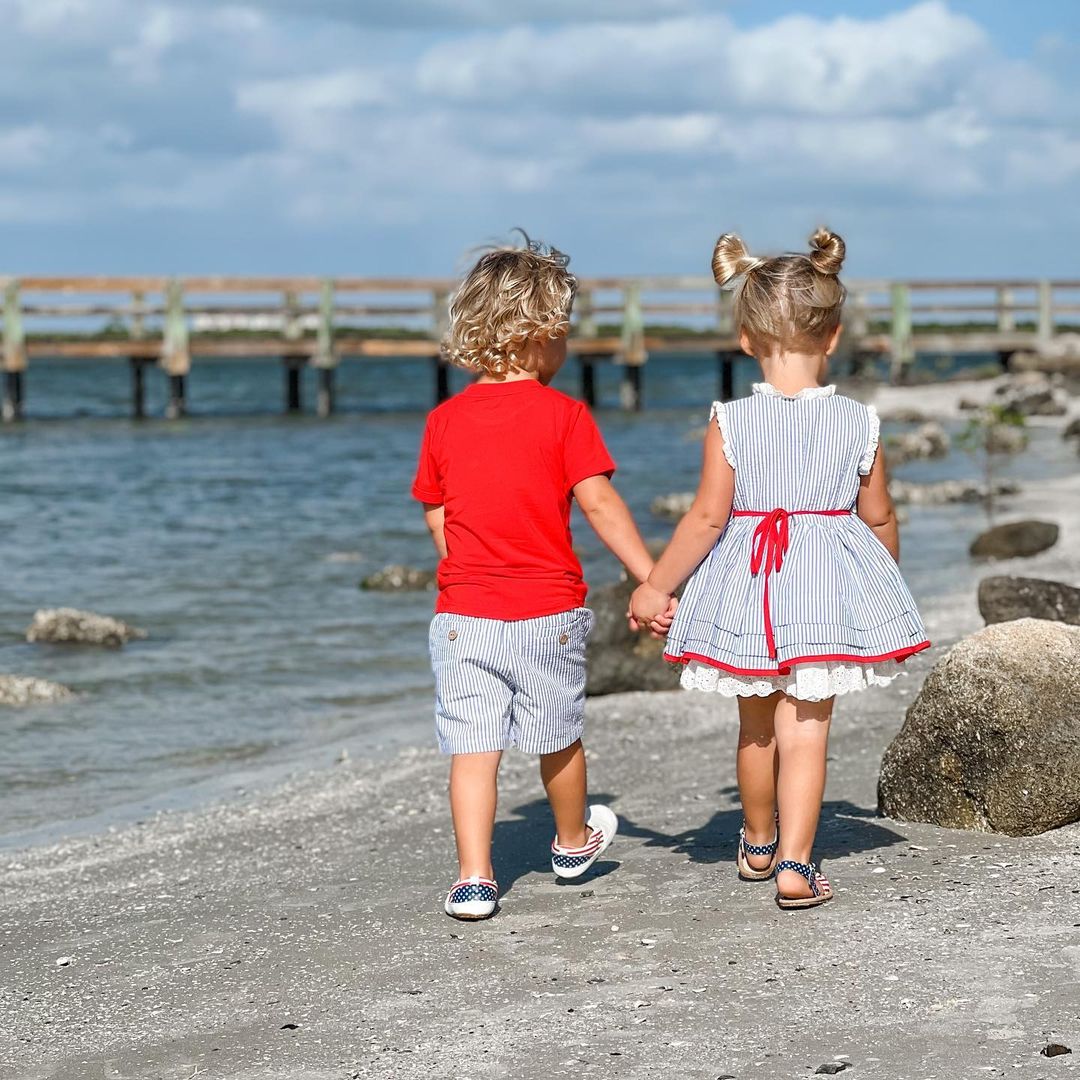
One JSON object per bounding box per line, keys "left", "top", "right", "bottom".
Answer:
{"left": 716, "top": 350, "right": 737, "bottom": 402}
{"left": 283, "top": 356, "right": 304, "bottom": 414}
{"left": 3, "top": 370, "right": 23, "bottom": 421}
{"left": 130, "top": 358, "right": 147, "bottom": 419}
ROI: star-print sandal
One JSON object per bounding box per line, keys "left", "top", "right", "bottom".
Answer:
{"left": 551, "top": 804, "right": 618, "bottom": 879}
{"left": 774, "top": 860, "right": 833, "bottom": 910}
{"left": 736, "top": 821, "right": 779, "bottom": 881}
{"left": 444, "top": 876, "right": 499, "bottom": 920}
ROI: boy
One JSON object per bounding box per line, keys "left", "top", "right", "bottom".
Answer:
{"left": 413, "top": 238, "right": 667, "bottom": 919}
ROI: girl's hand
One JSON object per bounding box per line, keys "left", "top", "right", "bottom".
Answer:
{"left": 628, "top": 582, "right": 673, "bottom": 633}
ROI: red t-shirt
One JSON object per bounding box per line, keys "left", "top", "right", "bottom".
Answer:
{"left": 411, "top": 380, "right": 615, "bottom": 620}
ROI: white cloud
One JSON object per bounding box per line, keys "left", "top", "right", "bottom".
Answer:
{"left": 0, "top": 0, "right": 1076, "bottom": 274}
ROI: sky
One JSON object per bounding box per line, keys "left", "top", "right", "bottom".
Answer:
{"left": 0, "top": 0, "right": 1077, "bottom": 278}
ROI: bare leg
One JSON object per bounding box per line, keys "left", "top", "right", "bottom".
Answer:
{"left": 736, "top": 693, "right": 781, "bottom": 870}
{"left": 540, "top": 739, "right": 588, "bottom": 849}
{"left": 774, "top": 695, "right": 834, "bottom": 898}
{"left": 449, "top": 750, "right": 502, "bottom": 880}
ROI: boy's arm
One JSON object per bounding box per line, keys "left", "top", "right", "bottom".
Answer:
{"left": 572, "top": 475, "right": 653, "bottom": 585}
{"left": 630, "top": 423, "right": 734, "bottom": 622}
{"left": 422, "top": 502, "right": 448, "bottom": 559}
{"left": 856, "top": 447, "right": 899, "bottom": 562}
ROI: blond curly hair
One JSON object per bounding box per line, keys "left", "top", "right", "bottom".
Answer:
{"left": 712, "top": 227, "right": 846, "bottom": 353}
{"left": 443, "top": 237, "right": 577, "bottom": 376}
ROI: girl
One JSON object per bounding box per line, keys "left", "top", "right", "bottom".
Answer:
{"left": 630, "top": 228, "right": 929, "bottom": 910}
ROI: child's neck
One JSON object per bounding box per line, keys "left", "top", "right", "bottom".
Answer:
{"left": 757, "top": 351, "right": 828, "bottom": 397}
{"left": 477, "top": 369, "right": 540, "bottom": 385}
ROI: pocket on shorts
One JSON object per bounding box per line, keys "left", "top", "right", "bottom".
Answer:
{"left": 428, "top": 613, "right": 463, "bottom": 663}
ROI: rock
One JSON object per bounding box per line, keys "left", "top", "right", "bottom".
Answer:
{"left": 650, "top": 492, "right": 693, "bottom": 521}
{"left": 1063, "top": 417, "right": 1080, "bottom": 440}
{"left": 878, "top": 619, "right": 1080, "bottom": 835}
{"left": 1042, "top": 1044, "right": 1072, "bottom": 1058}
{"left": 879, "top": 407, "right": 927, "bottom": 424}
{"left": 360, "top": 565, "right": 436, "bottom": 591}
{"left": 889, "top": 479, "right": 1019, "bottom": 506}
{"left": 586, "top": 578, "right": 679, "bottom": 696}
{"left": 26, "top": 608, "right": 146, "bottom": 648}
{"left": 0, "top": 675, "right": 74, "bottom": 706}
{"left": 969, "top": 520, "right": 1058, "bottom": 560}
{"left": 983, "top": 423, "right": 1027, "bottom": 454}
{"left": 978, "top": 576, "right": 1080, "bottom": 626}
{"left": 815, "top": 1066, "right": 851, "bottom": 1076}
{"left": 992, "top": 371, "right": 1068, "bottom": 416}
{"left": 886, "top": 422, "right": 950, "bottom": 466}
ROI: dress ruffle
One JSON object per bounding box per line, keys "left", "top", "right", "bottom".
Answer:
{"left": 680, "top": 657, "right": 908, "bottom": 701}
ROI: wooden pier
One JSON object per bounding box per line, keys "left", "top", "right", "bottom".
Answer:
{"left": 1, "top": 275, "right": 1077, "bottom": 420}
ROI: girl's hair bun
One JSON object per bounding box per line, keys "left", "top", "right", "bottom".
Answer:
{"left": 712, "top": 233, "right": 764, "bottom": 287}
{"left": 808, "top": 227, "right": 845, "bottom": 276}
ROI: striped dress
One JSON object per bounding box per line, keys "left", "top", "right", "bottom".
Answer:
{"left": 663, "top": 382, "right": 929, "bottom": 701}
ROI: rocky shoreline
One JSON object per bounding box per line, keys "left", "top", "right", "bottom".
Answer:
{"left": 3, "top": 376, "right": 1079, "bottom": 1079}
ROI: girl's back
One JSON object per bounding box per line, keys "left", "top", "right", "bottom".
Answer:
{"left": 720, "top": 384, "right": 876, "bottom": 512}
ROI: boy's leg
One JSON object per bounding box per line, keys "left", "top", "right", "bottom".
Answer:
{"left": 736, "top": 692, "right": 781, "bottom": 870}
{"left": 449, "top": 750, "right": 503, "bottom": 880}
{"left": 774, "top": 694, "right": 834, "bottom": 898}
{"left": 540, "top": 739, "right": 588, "bottom": 850}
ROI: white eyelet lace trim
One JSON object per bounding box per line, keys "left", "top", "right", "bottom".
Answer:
{"left": 680, "top": 658, "right": 906, "bottom": 701}
{"left": 859, "top": 405, "right": 880, "bottom": 476}
{"left": 752, "top": 383, "right": 837, "bottom": 401}
{"left": 709, "top": 401, "right": 737, "bottom": 468}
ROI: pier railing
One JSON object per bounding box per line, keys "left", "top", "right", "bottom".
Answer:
{"left": 1, "top": 275, "right": 1077, "bottom": 420}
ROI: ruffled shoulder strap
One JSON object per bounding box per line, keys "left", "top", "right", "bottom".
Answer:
{"left": 859, "top": 404, "right": 880, "bottom": 475}
{"left": 709, "top": 401, "right": 737, "bottom": 469}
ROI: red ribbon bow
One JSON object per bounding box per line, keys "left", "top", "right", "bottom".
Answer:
{"left": 733, "top": 508, "right": 850, "bottom": 660}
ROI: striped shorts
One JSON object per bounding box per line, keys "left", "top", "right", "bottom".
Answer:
{"left": 428, "top": 607, "right": 595, "bottom": 756}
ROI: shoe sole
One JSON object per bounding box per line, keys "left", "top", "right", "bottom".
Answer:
{"left": 552, "top": 805, "right": 618, "bottom": 880}
{"left": 444, "top": 902, "right": 498, "bottom": 920}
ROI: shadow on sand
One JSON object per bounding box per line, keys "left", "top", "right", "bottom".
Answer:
{"left": 494, "top": 790, "right": 906, "bottom": 895}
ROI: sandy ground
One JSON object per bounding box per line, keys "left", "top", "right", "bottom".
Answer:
{"left": 2, "top": 389, "right": 1079, "bottom": 1080}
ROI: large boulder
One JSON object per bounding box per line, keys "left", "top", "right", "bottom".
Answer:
{"left": 969, "top": 520, "right": 1059, "bottom": 560}
{"left": 0, "top": 675, "right": 74, "bottom": 706}
{"left": 360, "top": 565, "right": 436, "bottom": 591}
{"left": 993, "top": 371, "right": 1068, "bottom": 416}
{"left": 978, "top": 576, "right": 1080, "bottom": 626}
{"left": 586, "top": 578, "right": 679, "bottom": 696}
{"left": 26, "top": 608, "right": 146, "bottom": 648}
{"left": 878, "top": 619, "right": 1080, "bottom": 835}
{"left": 887, "top": 422, "right": 950, "bottom": 466}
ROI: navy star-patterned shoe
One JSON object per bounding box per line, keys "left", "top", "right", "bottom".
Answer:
{"left": 736, "top": 819, "right": 780, "bottom": 881}
{"left": 551, "top": 804, "right": 618, "bottom": 879}
{"left": 444, "top": 875, "right": 499, "bottom": 920}
{"left": 775, "top": 860, "right": 833, "bottom": 910}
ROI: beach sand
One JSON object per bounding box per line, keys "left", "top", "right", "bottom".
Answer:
{"left": 3, "top": 390, "right": 1079, "bottom": 1080}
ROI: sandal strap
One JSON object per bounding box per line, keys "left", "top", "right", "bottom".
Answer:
{"left": 775, "top": 860, "right": 821, "bottom": 897}
{"left": 739, "top": 824, "right": 779, "bottom": 858}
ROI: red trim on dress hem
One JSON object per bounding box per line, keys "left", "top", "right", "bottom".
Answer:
{"left": 662, "top": 640, "right": 931, "bottom": 677}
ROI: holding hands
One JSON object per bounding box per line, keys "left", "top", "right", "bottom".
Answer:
{"left": 628, "top": 582, "right": 678, "bottom": 638}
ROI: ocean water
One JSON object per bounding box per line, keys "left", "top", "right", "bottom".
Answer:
{"left": 0, "top": 353, "right": 1068, "bottom": 846}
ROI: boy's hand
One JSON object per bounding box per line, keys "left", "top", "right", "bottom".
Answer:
{"left": 628, "top": 582, "right": 673, "bottom": 635}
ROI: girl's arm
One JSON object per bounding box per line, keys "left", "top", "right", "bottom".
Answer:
{"left": 422, "top": 503, "right": 448, "bottom": 559}
{"left": 573, "top": 475, "right": 654, "bottom": 585}
{"left": 630, "top": 423, "right": 735, "bottom": 624}
{"left": 856, "top": 447, "right": 899, "bottom": 562}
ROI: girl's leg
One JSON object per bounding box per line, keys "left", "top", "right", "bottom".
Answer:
{"left": 774, "top": 695, "right": 835, "bottom": 898}
{"left": 540, "top": 739, "right": 588, "bottom": 849}
{"left": 449, "top": 750, "right": 502, "bottom": 880}
{"left": 737, "top": 693, "right": 781, "bottom": 870}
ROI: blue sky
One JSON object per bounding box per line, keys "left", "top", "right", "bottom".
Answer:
{"left": 0, "top": 0, "right": 1077, "bottom": 278}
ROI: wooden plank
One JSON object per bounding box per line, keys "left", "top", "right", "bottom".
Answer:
{"left": 17, "top": 276, "right": 170, "bottom": 292}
